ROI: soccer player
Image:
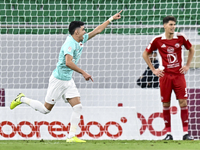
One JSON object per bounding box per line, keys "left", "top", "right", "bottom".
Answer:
{"left": 10, "top": 10, "right": 122, "bottom": 142}
{"left": 137, "top": 51, "right": 159, "bottom": 88}
{"left": 143, "top": 16, "right": 194, "bottom": 140}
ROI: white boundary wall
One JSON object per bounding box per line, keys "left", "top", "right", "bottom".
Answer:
{"left": 3, "top": 88, "right": 184, "bottom": 140}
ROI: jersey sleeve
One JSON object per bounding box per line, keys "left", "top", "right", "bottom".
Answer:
{"left": 145, "top": 38, "right": 157, "bottom": 53}
{"left": 182, "top": 34, "right": 192, "bottom": 50}
{"left": 82, "top": 33, "right": 89, "bottom": 44}
{"left": 63, "top": 42, "right": 76, "bottom": 57}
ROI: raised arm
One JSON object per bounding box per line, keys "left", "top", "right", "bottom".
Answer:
{"left": 88, "top": 10, "right": 122, "bottom": 40}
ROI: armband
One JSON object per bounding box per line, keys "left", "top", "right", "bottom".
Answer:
{"left": 108, "top": 16, "right": 114, "bottom": 23}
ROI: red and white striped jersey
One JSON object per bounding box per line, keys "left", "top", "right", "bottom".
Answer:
{"left": 145, "top": 32, "right": 192, "bottom": 74}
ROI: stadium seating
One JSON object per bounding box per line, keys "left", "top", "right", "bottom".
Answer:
{"left": 0, "top": 0, "right": 199, "bottom": 34}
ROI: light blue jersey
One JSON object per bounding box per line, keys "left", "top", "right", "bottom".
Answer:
{"left": 52, "top": 33, "right": 89, "bottom": 80}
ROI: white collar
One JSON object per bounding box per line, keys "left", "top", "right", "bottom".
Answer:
{"left": 161, "top": 32, "right": 178, "bottom": 40}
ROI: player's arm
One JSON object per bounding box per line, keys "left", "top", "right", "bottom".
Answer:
{"left": 65, "top": 54, "right": 93, "bottom": 81}
{"left": 143, "top": 50, "right": 164, "bottom": 77}
{"left": 179, "top": 46, "right": 195, "bottom": 74}
{"left": 88, "top": 10, "right": 122, "bottom": 40}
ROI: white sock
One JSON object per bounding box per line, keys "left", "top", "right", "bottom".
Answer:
{"left": 21, "top": 97, "right": 50, "bottom": 114}
{"left": 68, "top": 104, "right": 82, "bottom": 139}
{"left": 167, "top": 132, "right": 172, "bottom": 135}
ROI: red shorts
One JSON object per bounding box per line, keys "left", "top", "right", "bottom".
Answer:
{"left": 159, "top": 73, "right": 188, "bottom": 103}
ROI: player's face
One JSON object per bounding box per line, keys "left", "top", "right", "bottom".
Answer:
{"left": 77, "top": 26, "right": 86, "bottom": 41}
{"left": 164, "top": 21, "right": 176, "bottom": 34}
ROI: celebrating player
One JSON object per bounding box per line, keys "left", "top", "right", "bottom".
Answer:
{"left": 143, "top": 16, "right": 194, "bottom": 140}
{"left": 10, "top": 10, "right": 122, "bottom": 142}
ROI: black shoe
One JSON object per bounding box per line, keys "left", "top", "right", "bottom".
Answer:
{"left": 163, "top": 134, "right": 173, "bottom": 140}
{"left": 183, "top": 134, "right": 194, "bottom": 140}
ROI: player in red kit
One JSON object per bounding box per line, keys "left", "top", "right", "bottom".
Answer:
{"left": 143, "top": 16, "right": 195, "bottom": 140}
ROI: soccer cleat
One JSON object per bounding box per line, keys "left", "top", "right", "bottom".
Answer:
{"left": 183, "top": 134, "right": 194, "bottom": 140}
{"left": 66, "top": 136, "right": 86, "bottom": 143}
{"left": 10, "top": 93, "right": 25, "bottom": 110}
{"left": 163, "top": 134, "right": 173, "bottom": 140}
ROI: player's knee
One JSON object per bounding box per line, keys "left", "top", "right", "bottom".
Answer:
{"left": 163, "top": 102, "right": 170, "bottom": 108}
{"left": 179, "top": 99, "right": 187, "bottom": 107}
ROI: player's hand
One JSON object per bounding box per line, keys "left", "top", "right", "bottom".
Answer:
{"left": 82, "top": 72, "right": 94, "bottom": 82}
{"left": 179, "top": 65, "right": 189, "bottom": 74}
{"left": 112, "top": 10, "right": 122, "bottom": 20}
{"left": 153, "top": 69, "right": 164, "bottom": 77}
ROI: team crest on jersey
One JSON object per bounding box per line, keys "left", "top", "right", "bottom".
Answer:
{"left": 175, "top": 43, "right": 180, "bottom": 48}
{"left": 79, "top": 42, "right": 83, "bottom": 47}
{"left": 167, "top": 47, "right": 174, "bottom": 53}
{"left": 68, "top": 47, "right": 72, "bottom": 52}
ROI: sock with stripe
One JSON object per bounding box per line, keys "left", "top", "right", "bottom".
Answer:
{"left": 163, "top": 107, "right": 171, "bottom": 134}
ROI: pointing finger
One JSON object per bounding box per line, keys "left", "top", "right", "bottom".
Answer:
{"left": 90, "top": 77, "right": 94, "bottom": 82}
{"left": 119, "top": 10, "right": 123, "bottom": 14}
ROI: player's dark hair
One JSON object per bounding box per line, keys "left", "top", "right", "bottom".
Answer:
{"left": 152, "top": 51, "right": 157, "bottom": 54}
{"left": 69, "top": 21, "right": 85, "bottom": 35}
{"left": 163, "top": 16, "right": 176, "bottom": 24}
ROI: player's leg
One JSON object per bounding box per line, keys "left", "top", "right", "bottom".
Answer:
{"left": 10, "top": 93, "right": 52, "bottom": 114}
{"left": 63, "top": 79, "right": 85, "bottom": 143}
{"left": 66, "top": 97, "right": 85, "bottom": 142}
{"left": 174, "top": 74, "right": 193, "bottom": 140}
{"left": 160, "top": 73, "right": 173, "bottom": 140}
{"left": 162, "top": 102, "right": 173, "bottom": 140}
{"left": 10, "top": 75, "right": 60, "bottom": 113}
{"left": 178, "top": 99, "right": 193, "bottom": 140}
{"left": 68, "top": 97, "right": 81, "bottom": 139}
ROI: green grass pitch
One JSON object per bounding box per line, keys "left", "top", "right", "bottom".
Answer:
{"left": 0, "top": 140, "right": 200, "bottom": 150}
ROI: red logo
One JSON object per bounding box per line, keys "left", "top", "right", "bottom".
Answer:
{"left": 137, "top": 106, "right": 178, "bottom": 136}
{"left": 175, "top": 43, "right": 180, "bottom": 48}
{"left": 0, "top": 115, "right": 126, "bottom": 139}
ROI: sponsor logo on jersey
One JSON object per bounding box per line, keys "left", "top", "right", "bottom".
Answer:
{"left": 167, "top": 47, "right": 174, "bottom": 53}
{"left": 68, "top": 47, "right": 72, "bottom": 52}
{"left": 167, "top": 53, "right": 178, "bottom": 64}
{"left": 161, "top": 44, "right": 166, "bottom": 48}
{"left": 175, "top": 43, "right": 180, "bottom": 48}
{"left": 167, "top": 53, "right": 179, "bottom": 68}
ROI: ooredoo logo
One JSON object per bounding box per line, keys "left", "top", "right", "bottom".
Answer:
{"left": 137, "top": 106, "right": 178, "bottom": 136}
{"left": 0, "top": 115, "right": 126, "bottom": 139}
